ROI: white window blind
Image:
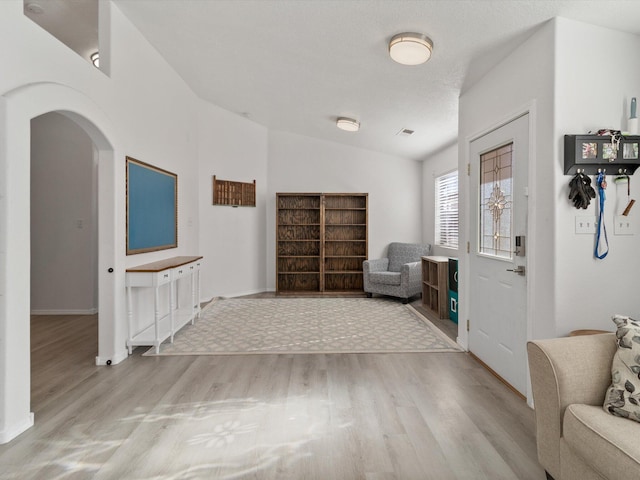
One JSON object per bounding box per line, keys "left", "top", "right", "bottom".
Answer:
{"left": 435, "top": 170, "right": 459, "bottom": 249}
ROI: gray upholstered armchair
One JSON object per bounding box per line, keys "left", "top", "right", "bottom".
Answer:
{"left": 363, "top": 242, "right": 431, "bottom": 303}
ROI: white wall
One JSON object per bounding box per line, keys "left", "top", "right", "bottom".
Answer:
{"left": 266, "top": 130, "right": 423, "bottom": 291}
{"left": 554, "top": 18, "right": 640, "bottom": 335}
{"left": 0, "top": 1, "right": 201, "bottom": 443}
{"left": 0, "top": 0, "right": 428, "bottom": 443}
{"left": 110, "top": 8, "right": 201, "bottom": 266}
{"left": 421, "top": 142, "right": 459, "bottom": 258}
{"left": 459, "top": 17, "right": 640, "bottom": 349}
{"left": 198, "top": 103, "right": 268, "bottom": 299}
{"left": 30, "top": 112, "right": 98, "bottom": 314}
{"left": 458, "top": 19, "right": 556, "bottom": 347}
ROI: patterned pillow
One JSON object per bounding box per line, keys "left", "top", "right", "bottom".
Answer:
{"left": 603, "top": 314, "right": 640, "bottom": 422}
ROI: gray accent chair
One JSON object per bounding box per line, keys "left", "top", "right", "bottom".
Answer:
{"left": 363, "top": 242, "right": 431, "bottom": 304}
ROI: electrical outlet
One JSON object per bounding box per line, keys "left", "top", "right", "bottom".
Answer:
{"left": 575, "top": 216, "right": 597, "bottom": 234}
{"left": 614, "top": 215, "right": 634, "bottom": 235}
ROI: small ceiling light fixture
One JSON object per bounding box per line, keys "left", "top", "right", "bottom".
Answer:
{"left": 336, "top": 117, "right": 360, "bottom": 132}
{"left": 25, "top": 3, "right": 45, "bottom": 14}
{"left": 91, "top": 51, "right": 99, "bottom": 68}
{"left": 389, "top": 32, "right": 433, "bottom": 66}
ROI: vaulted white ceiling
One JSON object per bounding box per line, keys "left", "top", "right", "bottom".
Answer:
{"left": 33, "top": 1, "right": 640, "bottom": 160}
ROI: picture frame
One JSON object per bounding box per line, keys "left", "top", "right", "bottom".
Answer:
{"left": 126, "top": 156, "right": 178, "bottom": 255}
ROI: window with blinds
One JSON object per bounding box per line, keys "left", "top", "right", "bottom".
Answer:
{"left": 435, "top": 170, "right": 459, "bottom": 249}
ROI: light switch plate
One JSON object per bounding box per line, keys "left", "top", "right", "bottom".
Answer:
{"left": 614, "top": 215, "right": 634, "bottom": 235}
{"left": 575, "top": 216, "right": 597, "bottom": 234}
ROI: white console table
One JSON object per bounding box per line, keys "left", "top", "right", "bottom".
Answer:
{"left": 126, "top": 256, "right": 203, "bottom": 354}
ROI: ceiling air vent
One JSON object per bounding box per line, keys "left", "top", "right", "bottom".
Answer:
{"left": 397, "top": 128, "right": 415, "bottom": 136}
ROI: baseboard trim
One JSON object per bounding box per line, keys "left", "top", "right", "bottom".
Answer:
{"left": 95, "top": 348, "right": 128, "bottom": 366}
{"left": 0, "top": 412, "right": 34, "bottom": 445}
{"left": 218, "top": 288, "right": 269, "bottom": 299}
{"left": 31, "top": 308, "right": 98, "bottom": 315}
{"left": 469, "top": 352, "right": 526, "bottom": 401}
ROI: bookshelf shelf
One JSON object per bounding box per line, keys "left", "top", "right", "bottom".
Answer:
{"left": 421, "top": 256, "right": 449, "bottom": 319}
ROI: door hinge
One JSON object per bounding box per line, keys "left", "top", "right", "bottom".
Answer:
{"left": 467, "top": 241, "right": 470, "bottom": 253}
{"left": 467, "top": 163, "right": 470, "bottom": 176}
{"left": 467, "top": 319, "right": 470, "bottom": 332}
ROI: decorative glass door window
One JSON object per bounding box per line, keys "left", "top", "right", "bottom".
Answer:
{"left": 479, "top": 143, "right": 513, "bottom": 259}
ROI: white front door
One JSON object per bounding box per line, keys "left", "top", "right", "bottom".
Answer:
{"left": 469, "top": 114, "right": 529, "bottom": 395}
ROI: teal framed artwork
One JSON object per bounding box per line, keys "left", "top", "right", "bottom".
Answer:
{"left": 126, "top": 156, "right": 178, "bottom": 255}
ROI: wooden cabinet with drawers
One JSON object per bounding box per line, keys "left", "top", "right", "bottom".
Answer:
{"left": 125, "top": 256, "right": 202, "bottom": 354}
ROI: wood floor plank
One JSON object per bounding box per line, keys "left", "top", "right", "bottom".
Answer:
{"left": 0, "top": 312, "right": 544, "bottom": 479}
{"left": 385, "top": 432, "right": 434, "bottom": 480}
{"left": 396, "top": 405, "right": 458, "bottom": 480}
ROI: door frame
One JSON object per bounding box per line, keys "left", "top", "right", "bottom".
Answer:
{"left": 0, "top": 82, "right": 122, "bottom": 444}
{"left": 460, "top": 102, "right": 537, "bottom": 405}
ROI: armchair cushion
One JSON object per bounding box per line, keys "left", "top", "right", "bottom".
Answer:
{"left": 369, "top": 271, "right": 401, "bottom": 286}
{"left": 564, "top": 403, "right": 640, "bottom": 480}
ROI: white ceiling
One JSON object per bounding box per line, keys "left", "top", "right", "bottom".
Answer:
{"left": 24, "top": 0, "right": 98, "bottom": 62}
{"left": 28, "top": 1, "right": 640, "bottom": 160}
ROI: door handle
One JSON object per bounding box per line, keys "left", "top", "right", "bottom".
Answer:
{"left": 506, "top": 265, "right": 526, "bottom": 276}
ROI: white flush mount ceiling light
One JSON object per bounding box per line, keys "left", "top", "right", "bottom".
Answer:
{"left": 336, "top": 117, "right": 360, "bottom": 132}
{"left": 389, "top": 32, "right": 433, "bottom": 65}
{"left": 91, "top": 51, "right": 99, "bottom": 68}
{"left": 24, "top": 3, "right": 44, "bottom": 14}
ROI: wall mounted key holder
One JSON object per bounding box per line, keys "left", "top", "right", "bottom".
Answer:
{"left": 564, "top": 134, "right": 640, "bottom": 175}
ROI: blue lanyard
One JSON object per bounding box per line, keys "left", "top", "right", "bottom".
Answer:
{"left": 595, "top": 172, "right": 609, "bottom": 259}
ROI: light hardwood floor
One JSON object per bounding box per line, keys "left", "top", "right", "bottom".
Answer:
{"left": 0, "top": 302, "right": 543, "bottom": 480}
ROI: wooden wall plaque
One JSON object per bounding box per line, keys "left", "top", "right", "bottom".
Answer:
{"left": 212, "top": 176, "right": 256, "bottom": 207}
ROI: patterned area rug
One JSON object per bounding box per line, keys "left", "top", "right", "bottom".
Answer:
{"left": 143, "top": 297, "right": 462, "bottom": 356}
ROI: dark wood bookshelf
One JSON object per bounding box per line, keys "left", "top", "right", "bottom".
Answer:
{"left": 276, "top": 193, "right": 368, "bottom": 294}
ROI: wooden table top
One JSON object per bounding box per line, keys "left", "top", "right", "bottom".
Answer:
{"left": 126, "top": 256, "right": 203, "bottom": 273}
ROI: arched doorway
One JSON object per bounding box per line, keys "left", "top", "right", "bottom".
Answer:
{"left": 30, "top": 112, "right": 100, "bottom": 409}
{"left": 0, "top": 83, "right": 122, "bottom": 444}
{"left": 31, "top": 112, "right": 99, "bottom": 316}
